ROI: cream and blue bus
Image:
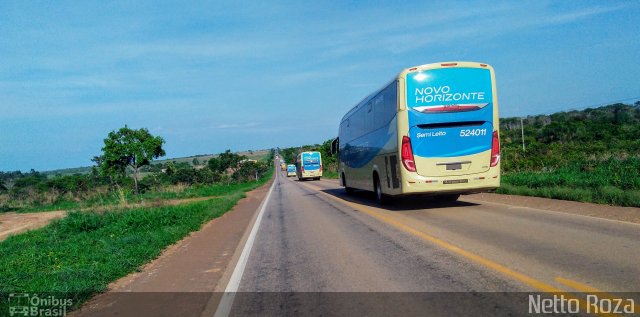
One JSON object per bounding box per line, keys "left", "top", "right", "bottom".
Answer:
{"left": 287, "top": 164, "right": 297, "bottom": 177}
{"left": 296, "top": 151, "right": 323, "bottom": 180}
{"left": 337, "top": 61, "right": 500, "bottom": 204}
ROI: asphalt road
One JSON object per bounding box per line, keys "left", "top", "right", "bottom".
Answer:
{"left": 226, "top": 169, "right": 640, "bottom": 316}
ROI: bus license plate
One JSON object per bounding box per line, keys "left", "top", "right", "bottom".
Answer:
{"left": 443, "top": 179, "right": 468, "bottom": 184}
{"left": 446, "top": 163, "right": 462, "bottom": 170}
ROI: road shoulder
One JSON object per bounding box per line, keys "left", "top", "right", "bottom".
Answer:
{"left": 465, "top": 192, "right": 640, "bottom": 224}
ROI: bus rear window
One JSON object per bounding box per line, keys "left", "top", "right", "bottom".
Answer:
{"left": 406, "top": 67, "right": 492, "bottom": 115}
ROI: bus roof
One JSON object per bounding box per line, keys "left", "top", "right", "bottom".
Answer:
{"left": 398, "top": 61, "right": 493, "bottom": 77}
{"left": 339, "top": 61, "right": 493, "bottom": 124}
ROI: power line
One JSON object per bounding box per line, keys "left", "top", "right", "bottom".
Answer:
{"left": 566, "top": 96, "right": 640, "bottom": 111}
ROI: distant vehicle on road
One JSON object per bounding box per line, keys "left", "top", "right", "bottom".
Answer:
{"left": 281, "top": 162, "right": 287, "bottom": 171}
{"left": 335, "top": 61, "right": 500, "bottom": 204}
{"left": 296, "top": 151, "right": 323, "bottom": 181}
{"left": 287, "top": 164, "right": 297, "bottom": 177}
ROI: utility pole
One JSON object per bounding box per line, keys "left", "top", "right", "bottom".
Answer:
{"left": 520, "top": 117, "right": 526, "bottom": 154}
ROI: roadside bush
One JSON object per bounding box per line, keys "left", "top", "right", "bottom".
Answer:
{"left": 171, "top": 168, "right": 197, "bottom": 184}
{"left": 233, "top": 161, "right": 270, "bottom": 182}
{"left": 195, "top": 168, "right": 219, "bottom": 184}
{"left": 137, "top": 173, "right": 166, "bottom": 193}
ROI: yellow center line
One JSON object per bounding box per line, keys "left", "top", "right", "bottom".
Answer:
{"left": 556, "top": 277, "right": 640, "bottom": 315}
{"left": 556, "top": 277, "right": 602, "bottom": 293}
{"left": 299, "top": 182, "right": 561, "bottom": 293}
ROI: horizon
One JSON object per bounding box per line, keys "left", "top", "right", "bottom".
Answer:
{"left": 2, "top": 1, "right": 639, "bottom": 172}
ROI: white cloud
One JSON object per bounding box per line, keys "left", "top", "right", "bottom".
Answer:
{"left": 215, "top": 122, "right": 259, "bottom": 129}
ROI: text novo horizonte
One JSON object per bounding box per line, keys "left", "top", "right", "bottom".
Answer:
{"left": 414, "top": 86, "right": 485, "bottom": 104}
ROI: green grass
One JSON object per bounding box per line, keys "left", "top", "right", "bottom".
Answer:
{"left": 498, "top": 157, "right": 640, "bottom": 207}
{"left": 322, "top": 170, "right": 338, "bottom": 179}
{"left": 496, "top": 183, "right": 640, "bottom": 207}
{"left": 0, "top": 172, "right": 272, "bottom": 312}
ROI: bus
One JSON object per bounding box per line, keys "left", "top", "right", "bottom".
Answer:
{"left": 295, "top": 151, "right": 323, "bottom": 180}
{"left": 336, "top": 61, "right": 500, "bottom": 204}
{"left": 287, "top": 164, "right": 297, "bottom": 177}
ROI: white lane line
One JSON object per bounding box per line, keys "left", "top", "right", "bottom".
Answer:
{"left": 214, "top": 171, "right": 277, "bottom": 317}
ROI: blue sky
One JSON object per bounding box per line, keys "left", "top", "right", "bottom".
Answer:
{"left": 1, "top": 1, "right": 639, "bottom": 171}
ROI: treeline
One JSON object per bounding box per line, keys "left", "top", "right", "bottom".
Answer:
{"left": 500, "top": 103, "right": 640, "bottom": 172}
{"left": 0, "top": 150, "right": 271, "bottom": 211}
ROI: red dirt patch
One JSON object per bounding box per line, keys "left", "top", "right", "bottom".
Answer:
{"left": 0, "top": 211, "right": 66, "bottom": 241}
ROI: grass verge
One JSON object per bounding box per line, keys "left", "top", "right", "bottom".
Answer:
{"left": 496, "top": 183, "right": 640, "bottom": 207}
{"left": 498, "top": 158, "right": 640, "bottom": 207}
{"left": 0, "top": 170, "right": 272, "bottom": 313}
{"left": 322, "top": 170, "right": 338, "bottom": 179}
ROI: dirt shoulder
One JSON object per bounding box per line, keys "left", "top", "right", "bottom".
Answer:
{"left": 70, "top": 179, "right": 273, "bottom": 317}
{"left": 465, "top": 192, "right": 640, "bottom": 224}
{"left": 0, "top": 211, "right": 66, "bottom": 241}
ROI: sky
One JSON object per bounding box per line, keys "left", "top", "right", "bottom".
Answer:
{"left": 1, "top": 1, "right": 639, "bottom": 172}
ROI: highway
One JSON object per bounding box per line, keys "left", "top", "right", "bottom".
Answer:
{"left": 222, "top": 168, "right": 640, "bottom": 316}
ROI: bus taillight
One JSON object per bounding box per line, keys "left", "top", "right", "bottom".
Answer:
{"left": 401, "top": 136, "right": 417, "bottom": 172}
{"left": 490, "top": 130, "right": 500, "bottom": 167}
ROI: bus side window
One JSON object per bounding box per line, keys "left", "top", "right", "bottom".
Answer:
{"left": 345, "top": 119, "right": 350, "bottom": 142}
{"left": 381, "top": 82, "right": 397, "bottom": 125}
{"left": 353, "top": 107, "right": 364, "bottom": 139}
{"left": 366, "top": 102, "right": 373, "bottom": 131}
{"left": 374, "top": 94, "right": 385, "bottom": 130}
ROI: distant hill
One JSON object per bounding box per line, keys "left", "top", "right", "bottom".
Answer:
{"left": 40, "top": 149, "right": 271, "bottom": 178}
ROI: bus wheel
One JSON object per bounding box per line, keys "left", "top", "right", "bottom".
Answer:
{"left": 440, "top": 194, "right": 460, "bottom": 202}
{"left": 374, "top": 175, "right": 387, "bottom": 205}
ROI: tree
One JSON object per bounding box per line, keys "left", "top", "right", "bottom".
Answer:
{"left": 218, "top": 150, "right": 245, "bottom": 174}
{"left": 207, "top": 157, "right": 223, "bottom": 174}
{"left": 99, "top": 125, "right": 165, "bottom": 193}
{"left": 192, "top": 157, "right": 200, "bottom": 166}
{"left": 207, "top": 150, "right": 244, "bottom": 174}
{"left": 165, "top": 161, "right": 177, "bottom": 176}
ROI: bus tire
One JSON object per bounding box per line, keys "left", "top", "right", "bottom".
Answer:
{"left": 374, "top": 174, "right": 388, "bottom": 205}
{"left": 440, "top": 194, "right": 460, "bottom": 202}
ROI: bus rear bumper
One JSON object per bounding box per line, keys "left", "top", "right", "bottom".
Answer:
{"left": 301, "top": 171, "right": 323, "bottom": 178}
{"left": 400, "top": 172, "right": 500, "bottom": 195}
